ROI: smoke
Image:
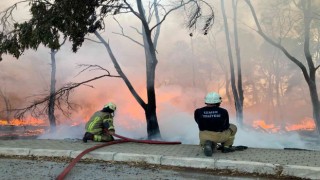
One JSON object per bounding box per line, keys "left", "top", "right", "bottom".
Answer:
{"left": 158, "top": 105, "right": 199, "bottom": 144}
{"left": 1, "top": 0, "right": 319, "bottom": 151}
{"left": 36, "top": 117, "right": 312, "bottom": 151}
{"left": 36, "top": 99, "right": 313, "bottom": 151}
{"left": 234, "top": 126, "right": 308, "bottom": 150}
{"left": 37, "top": 124, "right": 85, "bottom": 140}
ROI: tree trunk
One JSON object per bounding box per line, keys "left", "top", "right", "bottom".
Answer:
{"left": 48, "top": 49, "right": 57, "bottom": 131}
{"left": 211, "top": 39, "right": 231, "bottom": 105}
{"left": 232, "top": 0, "right": 244, "bottom": 126}
{"left": 225, "top": 75, "right": 232, "bottom": 105}
{"left": 303, "top": 0, "right": 320, "bottom": 134}
{"left": 0, "top": 90, "right": 11, "bottom": 122}
{"left": 307, "top": 80, "right": 320, "bottom": 133}
{"left": 145, "top": 99, "right": 161, "bottom": 139}
{"left": 138, "top": 0, "right": 161, "bottom": 139}
{"left": 145, "top": 62, "right": 161, "bottom": 139}
{"left": 221, "top": 0, "right": 242, "bottom": 126}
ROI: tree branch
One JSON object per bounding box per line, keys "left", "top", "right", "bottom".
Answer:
{"left": 84, "top": 37, "right": 103, "bottom": 44}
{"left": 0, "top": 0, "right": 31, "bottom": 31}
{"left": 245, "top": 0, "right": 310, "bottom": 81}
{"left": 123, "top": 0, "right": 143, "bottom": 21}
{"left": 150, "top": 0, "right": 194, "bottom": 32}
{"left": 186, "top": 0, "right": 214, "bottom": 34}
{"left": 112, "top": 17, "right": 143, "bottom": 47}
{"left": 94, "top": 31, "right": 147, "bottom": 109}
{"left": 11, "top": 70, "right": 120, "bottom": 119}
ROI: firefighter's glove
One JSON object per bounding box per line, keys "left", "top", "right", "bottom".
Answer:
{"left": 103, "top": 122, "right": 110, "bottom": 129}
{"left": 108, "top": 129, "right": 115, "bottom": 135}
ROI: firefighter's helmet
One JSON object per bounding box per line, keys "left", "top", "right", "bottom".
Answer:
{"left": 104, "top": 102, "right": 117, "bottom": 111}
{"left": 205, "top": 92, "right": 222, "bottom": 104}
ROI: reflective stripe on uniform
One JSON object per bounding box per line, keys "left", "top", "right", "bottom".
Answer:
{"left": 88, "top": 116, "right": 101, "bottom": 131}
{"left": 94, "top": 135, "right": 102, "bottom": 141}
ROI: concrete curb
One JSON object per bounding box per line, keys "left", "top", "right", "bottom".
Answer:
{"left": 1, "top": 147, "right": 319, "bottom": 179}
{"left": 281, "top": 165, "right": 320, "bottom": 179}
{"left": 215, "top": 160, "right": 278, "bottom": 174}
{"left": 161, "top": 156, "right": 215, "bottom": 169}
{"left": 0, "top": 147, "right": 30, "bottom": 156}
{"left": 114, "top": 153, "right": 162, "bottom": 164}
{"left": 30, "top": 149, "right": 72, "bottom": 157}
{"left": 71, "top": 151, "right": 115, "bottom": 161}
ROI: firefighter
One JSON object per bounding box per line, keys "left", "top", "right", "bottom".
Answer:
{"left": 82, "top": 102, "right": 116, "bottom": 143}
{"left": 194, "top": 92, "right": 237, "bottom": 156}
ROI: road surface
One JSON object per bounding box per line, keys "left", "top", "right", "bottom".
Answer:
{"left": 0, "top": 157, "right": 275, "bottom": 180}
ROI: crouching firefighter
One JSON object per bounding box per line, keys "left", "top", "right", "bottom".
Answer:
{"left": 82, "top": 102, "right": 117, "bottom": 143}
{"left": 194, "top": 92, "right": 237, "bottom": 156}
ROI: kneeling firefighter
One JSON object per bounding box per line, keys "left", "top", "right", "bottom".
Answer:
{"left": 82, "top": 102, "right": 116, "bottom": 143}
{"left": 194, "top": 92, "right": 237, "bottom": 156}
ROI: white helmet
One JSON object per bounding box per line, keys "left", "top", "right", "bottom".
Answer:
{"left": 205, "top": 92, "right": 222, "bottom": 104}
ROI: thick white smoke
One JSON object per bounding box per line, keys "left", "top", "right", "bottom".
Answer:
{"left": 37, "top": 105, "right": 313, "bottom": 150}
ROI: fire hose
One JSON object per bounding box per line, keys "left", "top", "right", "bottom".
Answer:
{"left": 56, "top": 131, "right": 181, "bottom": 180}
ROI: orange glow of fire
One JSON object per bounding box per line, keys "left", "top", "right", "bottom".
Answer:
{"left": 252, "top": 120, "right": 280, "bottom": 133}
{"left": 285, "top": 117, "right": 316, "bottom": 131}
{"left": 252, "top": 117, "right": 316, "bottom": 132}
{"left": 69, "top": 83, "right": 198, "bottom": 132}
{"left": 0, "top": 117, "right": 47, "bottom": 126}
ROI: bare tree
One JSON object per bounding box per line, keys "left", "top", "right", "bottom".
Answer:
{"left": 1, "top": 0, "right": 214, "bottom": 139}
{"left": 221, "top": 0, "right": 244, "bottom": 126}
{"left": 48, "top": 48, "right": 57, "bottom": 130}
{"left": 245, "top": 0, "right": 320, "bottom": 135}
{"left": 95, "top": 0, "right": 200, "bottom": 139}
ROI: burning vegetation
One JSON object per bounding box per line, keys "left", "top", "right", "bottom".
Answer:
{"left": 252, "top": 117, "right": 316, "bottom": 133}
{"left": 0, "top": 115, "right": 317, "bottom": 140}
{"left": 0, "top": 0, "right": 319, "bottom": 150}
{"left": 0, "top": 117, "right": 48, "bottom": 139}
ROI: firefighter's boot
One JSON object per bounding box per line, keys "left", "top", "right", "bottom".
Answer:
{"left": 222, "top": 146, "right": 235, "bottom": 153}
{"left": 203, "top": 140, "right": 214, "bottom": 156}
{"left": 82, "top": 132, "right": 94, "bottom": 143}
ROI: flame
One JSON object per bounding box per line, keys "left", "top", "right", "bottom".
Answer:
{"left": 252, "top": 117, "right": 316, "bottom": 132}
{"left": 252, "top": 120, "right": 280, "bottom": 133}
{"left": 0, "top": 117, "right": 48, "bottom": 138}
{"left": 0, "top": 117, "right": 47, "bottom": 126}
{"left": 0, "top": 119, "right": 8, "bottom": 125}
{"left": 0, "top": 81, "right": 317, "bottom": 138}
{"left": 285, "top": 117, "right": 316, "bottom": 131}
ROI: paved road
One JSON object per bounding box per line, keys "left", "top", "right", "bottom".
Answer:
{"left": 0, "top": 157, "right": 273, "bottom": 180}
{"left": 0, "top": 139, "right": 319, "bottom": 179}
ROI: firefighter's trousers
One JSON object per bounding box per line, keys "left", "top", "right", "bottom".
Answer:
{"left": 199, "top": 124, "right": 237, "bottom": 147}
{"left": 91, "top": 131, "right": 114, "bottom": 142}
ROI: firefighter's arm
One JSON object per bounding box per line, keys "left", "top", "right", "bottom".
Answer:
{"left": 103, "top": 117, "right": 115, "bottom": 134}
{"left": 225, "top": 111, "right": 231, "bottom": 132}
{"left": 194, "top": 109, "right": 200, "bottom": 124}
